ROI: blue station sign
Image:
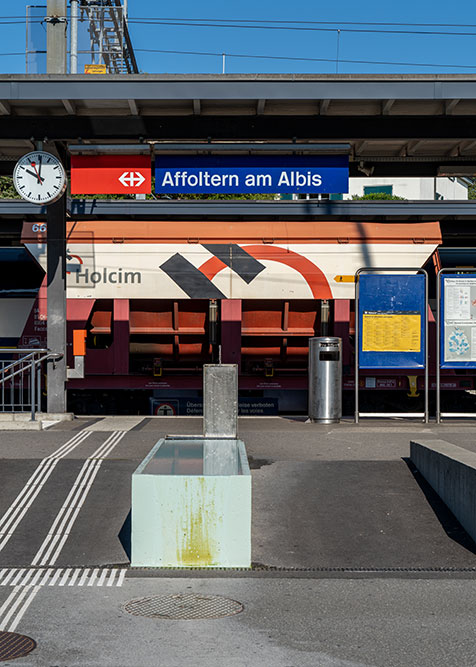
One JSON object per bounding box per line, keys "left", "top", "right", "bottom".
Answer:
{"left": 155, "top": 155, "right": 349, "bottom": 194}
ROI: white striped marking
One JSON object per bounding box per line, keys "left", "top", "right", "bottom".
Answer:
{"left": 0, "top": 586, "right": 31, "bottom": 631}
{"left": 0, "top": 430, "right": 92, "bottom": 553}
{"left": 0, "top": 430, "right": 127, "bottom": 633}
{"left": 8, "top": 586, "right": 41, "bottom": 633}
{"left": 0, "top": 568, "right": 126, "bottom": 587}
{"left": 31, "top": 431, "right": 126, "bottom": 567}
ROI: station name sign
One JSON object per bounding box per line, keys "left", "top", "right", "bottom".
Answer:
{"left": 155, "top": 155, "right": 349, "bottom": 194}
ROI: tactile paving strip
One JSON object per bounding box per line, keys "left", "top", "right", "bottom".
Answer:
{"left": 123, "top": 593, "right": 244, "bottom": 620}
{"left": 0, "top": 631, "right": 36, "bottom": 662}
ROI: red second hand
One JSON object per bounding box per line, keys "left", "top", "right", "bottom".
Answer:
{"left": 31, "top": 162, "right": 43, "bottom": 184}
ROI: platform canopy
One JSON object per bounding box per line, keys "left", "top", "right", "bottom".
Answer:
{"left": 1, "top": 74, "right": 476, "bottom": 177}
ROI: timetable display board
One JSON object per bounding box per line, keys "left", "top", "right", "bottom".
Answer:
{"left": 441, "top": 275, "right": 476, "bottom": 368}
{"left": 358, "top": 274, "right": 426, "bottom": 369}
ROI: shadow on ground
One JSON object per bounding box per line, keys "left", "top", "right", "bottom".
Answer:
{"left": 403, "top": 457, "right": 476, "bottom": 556}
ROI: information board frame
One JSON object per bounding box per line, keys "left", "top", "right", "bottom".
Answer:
{"left": 436, "top": 268, "right": 476, "bottom": 422}
{"left": 355, "top": 267, "right": 428, "bottom": 424}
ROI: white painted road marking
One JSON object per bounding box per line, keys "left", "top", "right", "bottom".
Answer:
{"left": 7, "top": 585, "right": 41, "bottom": 633}
{"left": 32, "top": 430, "right": 126, "bottom": 566}
{"left": 0, "top": 430, "right": 128, "bottom": 632}
{"left": 0, "top": 567, "right": 127, "bottom": 632}
{"left": 0, "top": 568, "right": 126, "bottom": 587}
{"left": 84, "top": 417, "right": 144, "bottom": 432}
{"left": 0, "top": 430, "right": 92, "bottom": 553}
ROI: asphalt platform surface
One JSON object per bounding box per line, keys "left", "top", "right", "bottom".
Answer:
{"left": 1, "top": 416, "right": 476, "bottom": 666}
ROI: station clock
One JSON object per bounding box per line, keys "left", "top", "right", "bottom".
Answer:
{"left": 13, "top": 151, "right": 67, "bottom": 205}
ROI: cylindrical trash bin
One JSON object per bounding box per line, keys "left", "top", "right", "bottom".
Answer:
{"left": 308, "top": 337, "right": 342, "bottom": 423}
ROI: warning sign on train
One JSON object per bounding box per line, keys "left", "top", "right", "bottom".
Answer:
{"left": 362, "top": 312, "right": 421, "bottom": 352}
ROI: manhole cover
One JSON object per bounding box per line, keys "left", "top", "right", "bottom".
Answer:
{"left": 0, "top": 631, "right": 36, "bottom": 662}
{"left": 123, "top": 593, "right": 244, "bottom": 620}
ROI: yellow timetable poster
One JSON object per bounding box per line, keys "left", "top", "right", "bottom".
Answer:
{"left": 362, "top": 312, "right": 421, "bottom": 352}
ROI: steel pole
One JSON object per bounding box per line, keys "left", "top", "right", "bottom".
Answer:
{"left": 47, "top": 194, "right": 67, "bottom": 414}
{"left": 436, "top": 270, "right": 441, "bottom": 423}
{"left": 70, "top": 0, "right": 79, "bottom": 74}
{"left": 30, "top": 358, "right": 36, "bottom": 421}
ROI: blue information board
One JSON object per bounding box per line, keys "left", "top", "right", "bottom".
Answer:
{"left": 440, "top": 274, "right": 476, "bottom": 369}
{"left": 155, "top": 155, "right": 349, "bottom": 194}
{"left": 358, "top": 274, "right": 426, "bottom": 369}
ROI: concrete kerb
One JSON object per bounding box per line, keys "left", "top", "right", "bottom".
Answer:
{"left": 0, "top": 412, "right": 74, "bottom": 430}
{"left": 410, "top": 439, "right": 476, "bottom": 545}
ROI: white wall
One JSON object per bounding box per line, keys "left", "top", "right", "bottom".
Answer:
{"left": 345, "top": 177, "right": 468, "bottom": 200}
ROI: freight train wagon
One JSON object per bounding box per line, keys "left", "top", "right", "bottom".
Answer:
{"left": 4, "top": 218, "right": 445, "bottom": 414}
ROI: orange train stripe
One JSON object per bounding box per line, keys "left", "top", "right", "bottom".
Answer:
{"left": 21, "top": 220, "right": 442, "bottom": 245}
{"left": 199, "top": 245, "right": 333, "bottom": 299}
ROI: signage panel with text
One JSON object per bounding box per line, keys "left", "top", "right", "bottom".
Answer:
{"left": 441, "top": 274, "right": 476, "bottom": 368}
{"left": 358, "top": 274, "right": 426, "bottom": 369}
{"left": 155, "top": 155, "right": 349, "bottom": 194}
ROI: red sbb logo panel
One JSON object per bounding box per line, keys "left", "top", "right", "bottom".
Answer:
{"left": 71, "top": 155, "right": 151, "bottom": 194}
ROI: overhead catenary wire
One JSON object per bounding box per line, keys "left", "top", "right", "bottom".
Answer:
{"left": 135, "top": 48, "right": 476, "bottom": 70}
{"left": 6, "top": 15, "right": 476, "bottom": 28}
{"left": 3, "top": 47, "right": 476, "bottom": 70}
{"left": 6, "top": 16, "right": 476, "bottom": 37}
{"left": 126, "top": 21, "right": 476, "bottom": 37}
{"left": 1, "top": 13, "right": 475, "bottom": 71}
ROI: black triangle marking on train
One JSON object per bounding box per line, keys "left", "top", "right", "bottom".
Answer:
{"left": 202, "top": 244, "right": 266, "bottom": 285}
{"left": 160, "top": 254, "right": 227, "bottom": 299}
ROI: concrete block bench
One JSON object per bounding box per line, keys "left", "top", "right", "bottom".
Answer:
{"left": 410, "top": 439, "right": 476, "bottom": 544}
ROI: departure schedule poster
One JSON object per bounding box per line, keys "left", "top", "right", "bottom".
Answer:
{"left": 358, "top": 273, "right": 426, "bottom": 369}
{"left": 442, "top": 276, "right": 476, "bottom": 367}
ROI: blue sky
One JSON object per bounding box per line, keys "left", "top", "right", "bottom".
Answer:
{"left": 0, "top": 0, "right": 475, "bottom": 74}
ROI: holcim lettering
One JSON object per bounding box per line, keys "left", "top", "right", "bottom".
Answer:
{"left": 74, "top": 267, "right": 141, "bottom": 285}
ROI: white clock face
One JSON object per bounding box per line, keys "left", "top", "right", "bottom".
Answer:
{"left": 13, "top": 151, "right": 67, "bottom": 205}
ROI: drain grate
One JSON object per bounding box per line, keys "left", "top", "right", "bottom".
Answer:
{"left": 123, "top": 593, "right": 244, "bottom": 620}
{"left": 0, "top": 631, "right": 36, "bottom": 662}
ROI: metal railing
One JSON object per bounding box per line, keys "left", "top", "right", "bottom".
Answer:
{"left": 0, "top": 349, "right": 61, "bottom": 421}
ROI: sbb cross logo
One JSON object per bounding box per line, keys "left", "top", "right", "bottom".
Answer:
{"left": 119, "top": 171, "right": 146, "bottom": 188}
{"left": 71, "top": 155, "right": 151, "bottom": 195}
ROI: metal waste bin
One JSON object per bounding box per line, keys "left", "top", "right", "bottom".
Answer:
{"left": 308, "top": 337, "right": 342, "bottom": 423}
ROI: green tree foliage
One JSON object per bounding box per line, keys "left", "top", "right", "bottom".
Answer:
{"left": 351, "top": 192, "right": 407, "bottom": 201}
{"left": 0, "top": 176, "right": 19, "bottom": 198}
{"left": 468, "top": 179, "right": 476, "bottom": 200}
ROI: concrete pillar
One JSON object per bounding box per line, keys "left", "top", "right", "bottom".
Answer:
{"left": 203, "top": 364, "right": 238, "bottom": 438}
{"left": 47, "top": 0, "right": 67, "bottom": 74}
{"left": 47, "top": 194, "right": 67, "bottom": 413}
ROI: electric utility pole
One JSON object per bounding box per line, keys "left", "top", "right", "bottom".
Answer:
{"left": 46, "top": 0, "right": 67, "bottom": 74}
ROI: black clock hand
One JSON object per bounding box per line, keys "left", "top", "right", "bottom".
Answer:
{"left": 25, "top": 168, "right": 44, "bottom": 183}
{"left": 38, "top": 155, "right": 42, "bottom": 179}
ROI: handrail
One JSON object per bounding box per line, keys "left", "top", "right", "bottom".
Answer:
{"left": 0, "top": 351, "right": 62, "bottom": 384}
{"left": 0, "top": 353, "right": 43, "bottom": 377}
{"left": 0, "top": 354, "right": 55, "bottom": 385}
{"left": 0, "top": 349, "right": 62, "bottom": 421}
{"left": 0, "top": 348, "right": 50, "bottom": 353}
